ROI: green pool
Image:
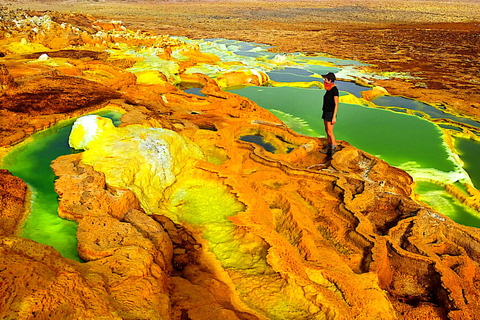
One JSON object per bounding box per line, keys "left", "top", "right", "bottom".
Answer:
{"left": 1, "top": 111, "right": 122, "bottom": 261}
{"left": 455, "top": 138, "right": 480, "bottom": 190}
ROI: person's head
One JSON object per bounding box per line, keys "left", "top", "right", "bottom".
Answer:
{"left": 322, "top": 72, "right": 336, "bottom": 83}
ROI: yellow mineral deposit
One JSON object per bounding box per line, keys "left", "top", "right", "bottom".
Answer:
{"left": 6, "top": 37, "right": 50, "bottom": 54}
{"left": 70, "top": 115, "right": 204, "bottom": 214}
{"left": 361, "top": 86, "right": 389, "bottom": 101}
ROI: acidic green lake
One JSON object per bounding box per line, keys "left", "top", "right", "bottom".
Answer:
{"left": 230, "top": 86, "right": 456, "bottom": 171}
{"left": 1, "top": 111, "right": 122, "bottom": 261}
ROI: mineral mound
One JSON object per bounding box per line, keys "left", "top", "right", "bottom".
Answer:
{"left": 1, "top": 8, "right": 480, "bottom": 320}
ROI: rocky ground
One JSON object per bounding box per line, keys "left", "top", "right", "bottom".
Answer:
{"left": 6, "top": 0, "right": 480, "bottom": 120}
{"left": 1, "top": 2, "right": 480, "bottom": 320}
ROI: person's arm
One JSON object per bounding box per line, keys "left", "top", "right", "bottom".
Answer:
{"left": 332, "top": 95, "right": 339, "bottom": 124}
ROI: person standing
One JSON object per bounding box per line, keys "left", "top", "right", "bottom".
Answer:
{"left": 320, "top": 72, "right": 339, "bottom": 156}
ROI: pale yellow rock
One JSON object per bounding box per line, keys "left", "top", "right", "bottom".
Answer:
{"left": 70, "top": 115, "right": 204, "bottom": 213}
{"left": 134, "top": 70, "right": 168, "bottom": 85}
{"left": 6, "top": 38, "right": 51, "bottom": 54}
{"left": 339, "top": 93, "right": 363, "bottom": 105}
{"left": 69, "top": 115, "right": 116, "bottom": 150}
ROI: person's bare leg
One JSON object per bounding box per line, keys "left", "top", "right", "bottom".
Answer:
{"left": 320, "top": 120, "right": 332, "bottom": 153}
{"left": 325, "top": 121, "right": 337, "bottom": 155}
{"left": 325, "top": 121, "right": 335, "bottom": 146}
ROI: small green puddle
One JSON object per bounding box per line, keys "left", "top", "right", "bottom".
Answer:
{"left": 1, "top": 111, "right": 122, "bottom": 261}
{"left": 240, "top": 135, "right": 277, "bottom": 153}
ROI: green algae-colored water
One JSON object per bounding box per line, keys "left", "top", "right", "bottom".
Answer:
{"left": 165, "top": 177, "right": 270, "bottom": 273}
{"left": 229, "top": 86, "right": 480, "bottom": 228}
{"left": 2, "top": 124, "right": 79, "bottom": 260}
{"left": 415, "top": 181, "right": 480, "bottom": 228}
{"left": 455, "top": 138, "right": 480, "bottom": 190}
{"left": 1, "top": 111, "right": 122, "bottom": 261}
{"left": 231, "top": 86, "right": 456, "bottom": 172}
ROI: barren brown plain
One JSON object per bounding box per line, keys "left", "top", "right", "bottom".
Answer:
{"left": 6, "top": 0, "right": 480, "bottom": 121}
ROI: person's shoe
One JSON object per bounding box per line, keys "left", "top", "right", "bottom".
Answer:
{"left": 319, "top": 143, "right": 331, "bottom": 154}
{"left": 329, "top": 145, "right": 337, "bottom": 156}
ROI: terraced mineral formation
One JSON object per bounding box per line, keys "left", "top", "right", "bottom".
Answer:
{"left": 1, "top": 8, "right": 480, "bottom": 320}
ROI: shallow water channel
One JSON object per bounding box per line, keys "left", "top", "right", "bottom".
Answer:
{"left": 1, "top": 111, "right": 121, "bottom": 261}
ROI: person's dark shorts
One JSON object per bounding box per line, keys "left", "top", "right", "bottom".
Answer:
{"left": 322, "top": 111, "right": 334, "bottom": 122}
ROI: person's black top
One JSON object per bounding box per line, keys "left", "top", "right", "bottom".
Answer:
{"left": 323, "top": 86, "right": 339, "bottom": 112}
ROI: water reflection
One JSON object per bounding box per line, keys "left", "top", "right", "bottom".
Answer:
{"left": 267, "top": 67, "right": 316, "bottom": 83}
{"left": 336, "top": 80, "right": 370, "bottom": 98}
{"left": 240, "top": 135, "right": 277, "bottom": 153}
{"left": 455, "top": 138, "right": 480, "bottom": 189}
{"left": 185, "top": 87, "right": 205, "bottom": 97}
{"left": 373, "top": 95, "right": 480, "bottom": 129}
